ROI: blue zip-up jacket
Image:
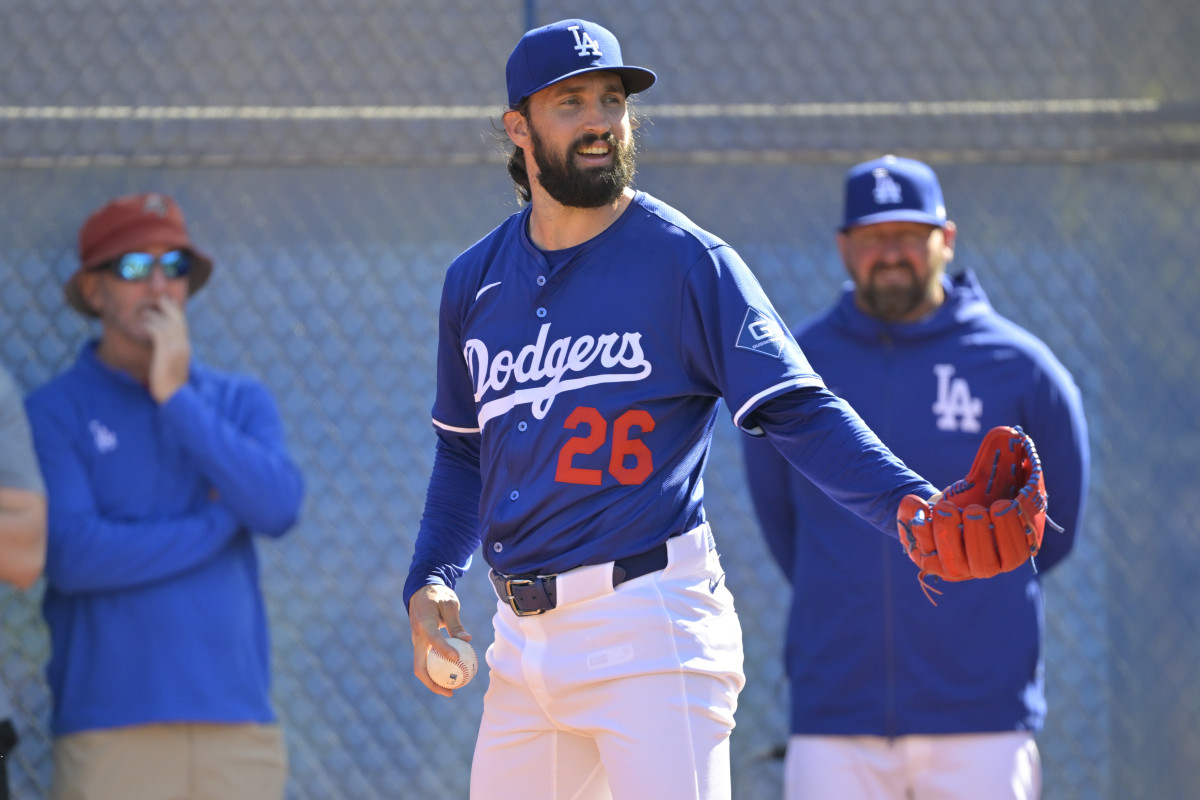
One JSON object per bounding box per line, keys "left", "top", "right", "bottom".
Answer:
{"left": 742, "top": 270, "right": 1088, "bottom": 736}
{"left": 25, "top": 341, "right": 304, "bottom": 736}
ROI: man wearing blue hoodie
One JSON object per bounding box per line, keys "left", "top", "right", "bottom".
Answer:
{"left": 25, "top": 193, "right": 305, "bottom": 800}
{"left": 742, "top": 156, "right": 1089, "bottom": 799}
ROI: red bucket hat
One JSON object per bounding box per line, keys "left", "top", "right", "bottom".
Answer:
{"left": 66, "top": 192, "right": 214, "bottom": 316}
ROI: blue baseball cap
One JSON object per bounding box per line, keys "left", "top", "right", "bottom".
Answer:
{"left": 506, "top": 19, "right": 657, "bottom": 109}
{"left": 841, "top": 155, "right": 948, "bottom": 231}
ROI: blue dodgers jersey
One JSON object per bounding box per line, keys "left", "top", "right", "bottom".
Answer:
{"left": 433, "top": 192, "right": 823, "bottom": 575}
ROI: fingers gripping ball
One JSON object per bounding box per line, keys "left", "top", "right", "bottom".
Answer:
{"left": 897, "top": 426, "right": 1051, "bottom": 602}
{"left": 427, "top": 638, "right": 478, "bottom": 690}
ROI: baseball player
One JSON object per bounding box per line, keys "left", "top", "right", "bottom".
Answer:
{"left": 404, "top": 20, "right": 1029, "bottom": 800}
{"left": 742, "top": 157, "right": 1090, "bottom": 799}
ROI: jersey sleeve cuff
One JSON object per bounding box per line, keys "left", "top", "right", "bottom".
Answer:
{"left": 432, "top": 416, "right": 480, "bottom": 435}
{"left": 733, "top": 375, "right": 826, "bottom": 433}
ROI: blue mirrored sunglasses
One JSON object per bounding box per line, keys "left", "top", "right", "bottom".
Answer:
{"left": 103, "top": 250, "right": 193, "bottom": 281}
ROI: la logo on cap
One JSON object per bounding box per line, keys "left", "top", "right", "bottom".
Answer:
{"left": 872, "top": 168, "right": 903, "bottom": 205}
{"left": 569, "top": 25, "right": 602, "bottom": 57}
{"left": 143, "top": 194, "right": 169, "bottom": 217}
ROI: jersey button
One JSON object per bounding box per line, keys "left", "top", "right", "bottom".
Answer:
{"left": 492, "top": 542, "right": 503, "bottom": 553}
{"left": 536, "top": 307, "right": 547, "bottom": 318}
{"left": 509, "top": 490, "right": 519, "bottom": 501}
{"left": 536, "top": 275, "right": 546, "bottom": 286}
{"left": 517, "top": 421, "right": 528, "bottom": 432}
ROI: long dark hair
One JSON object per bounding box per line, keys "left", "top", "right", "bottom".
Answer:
{"left": 504, "top": 99, "right": 535, "bottom": 205}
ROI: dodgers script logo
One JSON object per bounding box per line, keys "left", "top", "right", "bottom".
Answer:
{"left": 465, "top": 323, "right": 652, "bottom": 428}
{"left": 872, "top": 167, "right": 903, "bottom": 205}
{"left": 568, "top": 25, "right": 603, "bottom": 57}
{"left": 932, "top": 364, "right": 982, "bottom": 432}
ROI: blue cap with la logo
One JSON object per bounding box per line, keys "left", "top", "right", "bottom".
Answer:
{"left": 506, "top": 19, "right": 657, "bottom": 109}
{"left": 841, "top": 155, "right": 948, "bottom": 231}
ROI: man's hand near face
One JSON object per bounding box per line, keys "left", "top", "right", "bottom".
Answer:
{"left": 144, "top": 295, "right": 192, "bottom": 403}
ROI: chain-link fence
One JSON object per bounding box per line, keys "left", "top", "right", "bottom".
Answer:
{"left": 1, "top": 1, "right": 1198, "bottom": 798}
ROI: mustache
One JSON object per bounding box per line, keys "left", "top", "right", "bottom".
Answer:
{"left": 870, "top": 259, "right": 917, "bottom": 277}
{"left": 574, "top": 131, "right": 617, "bottom": 149}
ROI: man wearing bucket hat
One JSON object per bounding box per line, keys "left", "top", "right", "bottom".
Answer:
{"left": 397, "top": 20, "right": 1055, "bottom": 800}
{"left": 742, "top": 156, "right": 1090, "bottom": 799}
{"left": 25, "top": 193, "right": 304, "bottom": 800}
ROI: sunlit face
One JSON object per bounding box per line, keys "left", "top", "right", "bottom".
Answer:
{"left": 80, "top": 244, "right": 190, "bottom": 346}
{"left": 837, "top": 221, "right": 956, "bottom": 322}
{"left": 510, "top": 71, "right": 637, "bottom": 208}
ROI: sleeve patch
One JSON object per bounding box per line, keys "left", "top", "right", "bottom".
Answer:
{"left": 735, "top": 307, "right": 787, "bottom": 360}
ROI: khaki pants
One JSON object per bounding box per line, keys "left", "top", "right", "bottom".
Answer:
{"left": 51, "top": 723, "right": 286, "bottom": 800}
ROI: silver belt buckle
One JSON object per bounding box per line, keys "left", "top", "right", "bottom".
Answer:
{"left": 503, "top": 577, "right": 548, "bottom": 617}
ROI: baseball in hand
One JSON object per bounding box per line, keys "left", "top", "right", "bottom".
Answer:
{"left": 427, "top": 637, "right": 478, "bottom": 690}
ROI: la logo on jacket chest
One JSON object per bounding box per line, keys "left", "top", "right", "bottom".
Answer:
{"left": 89, "top": 419, "right": 118, "bottom": 453}
{"left": 932, "top": 364, "right": 982, "bottom": 432}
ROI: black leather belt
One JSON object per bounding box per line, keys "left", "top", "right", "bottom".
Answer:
{"left": 490, "top": 542, "right": 669, "bottom": 617}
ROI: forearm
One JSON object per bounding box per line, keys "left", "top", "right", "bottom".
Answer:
{"left": 199, "top": 447, "right": 303, "bottom": 538}
{"left": 161, "top": 384, "right": 304, "bottom": 536}
{"left": 0, "top": 488, "right": 46, "bottom": 590}
{"left": 46, "top": 502, "right": 241, "bottom": 594}
{"left": 404, "top": 433, "right": 484, "bottom": 610}
{"left": 751, "top": 387, "right": 938, "bottom": 539}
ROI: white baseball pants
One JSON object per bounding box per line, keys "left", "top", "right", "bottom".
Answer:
{"left": 471, "top": 524, "right": 746, "bottom": 800}
{"left": 784, "top": 731, "right": 1041, "bottom": 800}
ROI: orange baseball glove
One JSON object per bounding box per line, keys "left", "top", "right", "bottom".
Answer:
{"left": 897, "top": 426, "right": 1052, "bottom": 602}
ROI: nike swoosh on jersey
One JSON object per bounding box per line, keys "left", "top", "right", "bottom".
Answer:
{"left": 475, "top": 281, "right": 502, "bottom": 301}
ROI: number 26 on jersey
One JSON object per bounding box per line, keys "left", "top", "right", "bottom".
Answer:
{"left": 555, "top": 406, "right": 655, "bottom": 486}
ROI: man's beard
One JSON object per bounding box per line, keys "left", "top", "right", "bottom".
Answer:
{"left": 858, "top": 260, "right": 928, "bottom": 321}
{"left": 528, "top": 126, "right": 637, "bottom": 208}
